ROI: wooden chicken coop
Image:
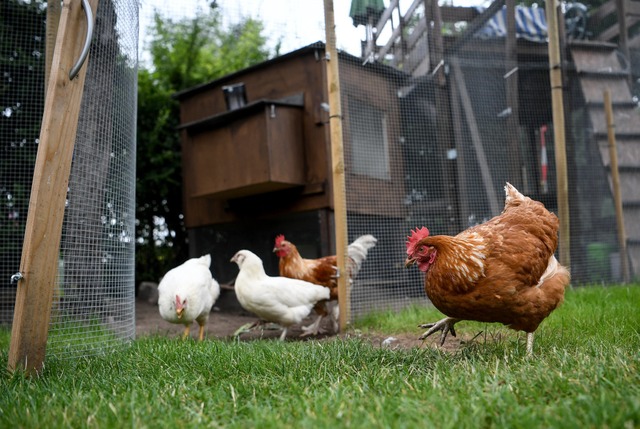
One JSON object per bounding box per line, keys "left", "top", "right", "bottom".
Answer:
{"left": 174, "top": 43, "right": 408, "bottom": 284}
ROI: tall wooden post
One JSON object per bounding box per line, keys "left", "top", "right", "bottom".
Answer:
{"left": 323, "top": 0, "right": 349, "bottom": 331}
{"left": 604, "top": 90, "right": 630, "bottom": 283}
{"left": 505, "top": 0, "right": 522, "bottom": 189}
{"left": 8, "top": 0, "right": 99, "bottom": 375}
{"left": 545, "top": 0, "right": 571, "bottom": 268}
{"left": 616, "top": 0, "right": 630, "bottom": 80}
{"left": 45, "top": 0, "right": 62, "bottom": 95}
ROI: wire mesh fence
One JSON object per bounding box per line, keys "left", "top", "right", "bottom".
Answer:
{"left": 341, "top": 0, "right": 640, "bottom": 317}
{"left": 1, "top": 0, "right": 137, "bottom": 359}
{"left": 144, "top": 0, "right": 639, "bottom": 322}
{"left": 1, "top": 0, "right": 45, "bottom": 326}
{"left": 2, "top": 0, "right": 639, "bottom": 358}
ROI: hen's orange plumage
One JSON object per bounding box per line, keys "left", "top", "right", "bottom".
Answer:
{"left": 405, "top": 183, "right": 570, "bottom": 354}
{"left": 273, "top": 234, "right": 377, "bottom": 335}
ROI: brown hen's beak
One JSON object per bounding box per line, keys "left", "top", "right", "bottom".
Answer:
{"left": 272, "top": 247, "right": 278, "bottom": 253}
{"left": 404, "top": 257, "right": 416, "bottom": 268}
{"left": 176, "top": 308, "right": 184, "bottom": 319}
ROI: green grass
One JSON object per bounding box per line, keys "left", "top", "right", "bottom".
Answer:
{"left": 1, "top": 285, "right": 639, "bottom": 428}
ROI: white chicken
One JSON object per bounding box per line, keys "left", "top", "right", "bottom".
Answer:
{"left": 158, "top": 254, "right": 220, "bottom": 341}
{"left": 230, "top": 249, "right": 330, "bottom": 341}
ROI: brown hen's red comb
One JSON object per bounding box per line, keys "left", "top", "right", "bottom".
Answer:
{"left": 275, "top": 234, "right": 285, "bottom": 246}
{"left": 406, "top": 227, "right": 430, "bottom": 254}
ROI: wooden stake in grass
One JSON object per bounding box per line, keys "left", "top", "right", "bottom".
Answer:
{"left": 323, "top": 0, "right": 350, "bottom": 331}
{"left": 8, "top": 0, "right": 99, "bottom": 375}
{"left": 604, "top": 90, "right": 630, "bottom": 283}
{"left": 545, "top": 0, "right": 571, "bottom": 269}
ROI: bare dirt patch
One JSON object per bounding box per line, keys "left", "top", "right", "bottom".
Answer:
{"left": 135, "top": 297, "right": 472, "bottom": 351}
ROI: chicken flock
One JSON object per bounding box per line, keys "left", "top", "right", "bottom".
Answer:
{"left": 158, "top": 235, "right": 376, "bottom": 342}
{"left": 157, "top": 183, "right": 570, "bottom": 354}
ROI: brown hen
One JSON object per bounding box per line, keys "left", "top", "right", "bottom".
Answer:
{"left": 405, "top": 183, "right": 570, "bottom": 354}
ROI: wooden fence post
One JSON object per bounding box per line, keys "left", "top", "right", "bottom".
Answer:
{"left": 8, "top": 0, "right": 99, "bottom": 375}
{"left": 545, "top": 0, "right": 571, "bottom": 269}
{"left": 323, "top": 0, "right": 350, "bottom": 331}
{"left": 604, "top": 90, "right": 630, "bottom": 282}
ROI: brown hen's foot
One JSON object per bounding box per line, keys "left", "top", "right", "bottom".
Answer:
{"left": 418, "top": 317, "right": 460, "bottom": 345}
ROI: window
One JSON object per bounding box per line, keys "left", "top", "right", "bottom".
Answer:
{"left": 348, "top": 98, "right": 390, "bottom": 181}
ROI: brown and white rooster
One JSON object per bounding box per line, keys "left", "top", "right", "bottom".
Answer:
{"left": 405, "top": 183, "right": 570, "bottom": 354}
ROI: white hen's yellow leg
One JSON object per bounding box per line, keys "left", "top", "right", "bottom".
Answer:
{"left": 198, "top": 323, "right": 205, "bottom": 341}
{"left": 279, "top": 327, "right": 288, "bottom": 341}
{"left": 300, "top": 315, "right": 323, "bottom": 337}
{"left": 526, "top": 332, "right": 534, "bottom": 355}
{"left": 182, "top": 325, "right": 191, "bottom": 340}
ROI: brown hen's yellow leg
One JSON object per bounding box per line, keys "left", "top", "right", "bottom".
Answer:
{"left": 419, "top": 317, "right": 461, "bottom": 345}
{"left": 182, "top": 325, "right": 190, "bottom": 340}
{"left": 526, "top": 332, "right": 534, "bottom": 355}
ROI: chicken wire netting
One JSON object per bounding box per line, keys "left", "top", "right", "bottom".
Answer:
{"left": 338, "top": 0, "right": 640, "bottom": 318}
{"left": 140, "top": 0, "right": 638, "bottom": 326}
{"left": 1, "top": 0, "right": 137, "bottom": 358}
{"left": 341, "top": 2, "right": 640, "bottom": 316}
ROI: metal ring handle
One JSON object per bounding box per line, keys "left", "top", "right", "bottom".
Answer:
{"left": 69, "top": 0, "right": 94, "bottom": 80}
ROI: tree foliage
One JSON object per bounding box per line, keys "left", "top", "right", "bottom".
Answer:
{"left": 136, "top": 7, "right": 275, "bottom": 284}
{"left": 0, "top": 0, "right": 45, "bottom": 296}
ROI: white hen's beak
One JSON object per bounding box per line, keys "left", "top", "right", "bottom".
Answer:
{"left": 230, "top": 252, "right": 244, "bottom": 266}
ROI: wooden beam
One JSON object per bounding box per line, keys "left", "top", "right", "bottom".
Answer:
{"left": 323, "top": 0, "right": 349, "bottom": 331}
{"left": 450, "top": 57, "right": 501, "bottom": 217}
{"left": 8, "top": 0, "right": 99, "bottom": 375}
{"left": 377, "top": 0, "right": 420, "bottom": 61}
{"left": 428, "top": 0, "right": 458, "bottom": 234}
{"left": 604, "top": 90, "right": 630, "bottom": 283}
{"left": 430, "top": 0, "right": 445, "bottom": 85}
{"left": 546, "top": 0, "right": 571, "bottom": 269}
{"left": 449, "top": 71, "right": 470, "bottom": 229}
{"left": 588, "top": 0, "right": 616, "bottom": 29}
{"left": 373, "top": 0, "right": 400, "bottom": 39}
{"left": 504, "top": 0, "right": 522, "bottom": 189}
{"left": 449, "top": 0, "right": 506, "bottom": 55}
{"left": 616, "top": 0, "right": 631, "bottom": 86}
{"left": 45, "top": 0, "right": 62, "bottom": 96}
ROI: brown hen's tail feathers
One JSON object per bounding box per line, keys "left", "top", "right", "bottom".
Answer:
{"left": 503, "top": 182, "right": 527, "bottom": 209}
{"left": 536, "top": 256, "right": 566, "bottom": 288}
{"left": 538, "top": 255, "right": 570, "bottom": 303}
{"left": 347, "top": 235, "right": 377, "bottom": 279}
{"left": 510, "top": 255, "right": 570, "bottom": 333}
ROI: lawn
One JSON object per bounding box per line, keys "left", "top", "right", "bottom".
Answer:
{"left": 1, "top": 285, "right": 639, "bottom": 428}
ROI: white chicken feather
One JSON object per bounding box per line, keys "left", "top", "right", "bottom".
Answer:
{"left": 230, "top": 250, "right": 330, "bottom": 341}
{"left": 158, "top": 254, "right": 220, "bottom": 341}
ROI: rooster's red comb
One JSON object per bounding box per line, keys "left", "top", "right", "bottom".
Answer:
{"left": 406, "top": 227, "right": 430, "bottom": 254}
{"left": 275, "top": 234, "right": 286, "bottom": 246}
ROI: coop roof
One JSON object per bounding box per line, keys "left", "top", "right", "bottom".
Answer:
{"left": 173, "top": 41, "right": 409, "bottom": 101}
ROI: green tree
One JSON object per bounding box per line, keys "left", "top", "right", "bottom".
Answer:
{"left": 136, "top": 7, "right": 276, "bottom": 285}
{"left": 0, "top": 0, "right": 45, "bottom": 313}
